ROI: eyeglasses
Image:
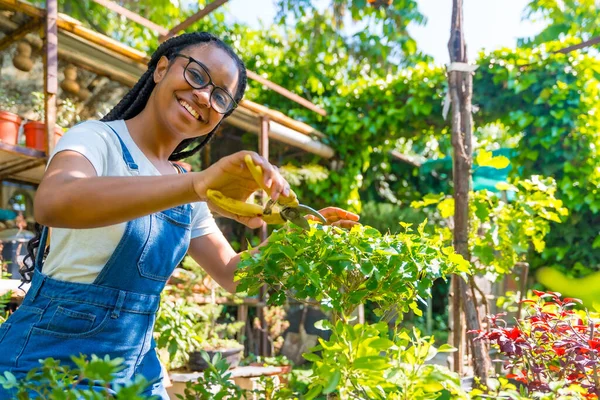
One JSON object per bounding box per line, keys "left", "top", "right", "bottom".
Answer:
{"left": 174, "top": 54, "right": 237, "bottom": 114}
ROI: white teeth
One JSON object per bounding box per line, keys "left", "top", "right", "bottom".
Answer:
{"left": 179, "top": 99, "right": 200, "bottom": 120}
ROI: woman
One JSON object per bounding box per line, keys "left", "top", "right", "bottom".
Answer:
{"left": 0, "top": 32, "right": 358, "bottom": 398}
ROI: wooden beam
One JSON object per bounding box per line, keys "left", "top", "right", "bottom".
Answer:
{"left": 240, "top": 100, "right": 325, "bottom": 138}
{"left": 160, "top": 0, "right": 229, "bottom": 42}
{"left": 0, "top": 17, "right": 41, "bottom": 52}
{"left": 555, "top": 35, "right": 600, "bottom": 54}
{"left": 90, "top": 0, "right": 168, "bottom": 36}
{"left": 44, "top": 0, "right": 58, "bottom": 156}
{"left": 0, "top": 0, "right": 149, "bottom": 64}
{"left": 0, "top": 0, "right": 45, "bottom": 18}
{"left": 247, "top": 70, "right": 327, "bottom": 117}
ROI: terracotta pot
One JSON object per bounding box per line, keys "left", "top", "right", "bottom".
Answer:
{"left": 0, "top": 111, "right": 22, "bottom": 145}
{"left": 24, "top": 121, "right": 64, "bottom": 151}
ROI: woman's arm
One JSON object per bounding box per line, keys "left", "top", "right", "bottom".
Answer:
{"left": 35, "top": 150, "right": 198, "bottom": 228}
{"left": 35, "top": 149, "right": 289, "bottom": 229}
{"left": 187, "top": 232, "right": 243, "bottom": 294}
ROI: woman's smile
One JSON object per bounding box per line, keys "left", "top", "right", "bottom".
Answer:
{"left": 176, "top": 95, "right": 205, "bottom": 123}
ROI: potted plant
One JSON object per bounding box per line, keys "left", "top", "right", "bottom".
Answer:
{"left": 23, "top": 92, "right": 80, "bottom": 152}
{"left": 187, "top": 303, "right": 245, "bottom": 371}
{"left": 0, "top": 84, "right": 23, "bottom": 146}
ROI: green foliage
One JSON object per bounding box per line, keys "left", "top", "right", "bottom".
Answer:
{"left": 279, "top": 164, "right": 328, "bottom": 187}
{"left": 387, "top": 328, "right": 466, "bottom": 399}
{"left": 176, "top": 352, "right": 246, "bottom": 400}
{"left": 413, "top": 176, "right": 568, "bottom": 277}
{"left": 474, "top": 46, "right": 600, "bottom": 273}
{"left": 237, "top": 223, "right": 469, "bottom": 320}
{"left": 521, "top": 0, "right": 600, "bottom": 47}
{"left": 471, "top": 376, "right": 593, "bottom": 400}
{"left": 0, "top": 79, "right": 22, "bottom": 114}
{"left": 153, "top": 295, "right": 204, "bottom": 370}
{"left": 303, "top": 322, "right": 466, "bottom": 400}
{"left": 0, "top": 290, "right": 11, "bottom": 325}
{"left": 275, "top": 0, "right": 426, "bottom": 71}
{"left": 0, "top": 355, "right": 150, "bottom": 399}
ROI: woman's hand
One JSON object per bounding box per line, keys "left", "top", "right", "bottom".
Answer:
{"left": 310, "top": 207, "right": 360, "bottom": 229}
{"left": 193, "top": 151, "right": 291, "bottom": 228}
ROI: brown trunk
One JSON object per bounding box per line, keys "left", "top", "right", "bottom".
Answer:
{"left": 447, "top": 0, "right": 490, "bottom": 384}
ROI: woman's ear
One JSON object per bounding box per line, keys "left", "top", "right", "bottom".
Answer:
{"left": 154, "top": 56, "right": 170, "bottom": 84}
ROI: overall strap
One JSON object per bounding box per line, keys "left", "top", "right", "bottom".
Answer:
{"left": 102, "top": 121, "right": 139, "bottom": 173}
{"left": 34, "top": 225, "right": 49, "bottom": 272}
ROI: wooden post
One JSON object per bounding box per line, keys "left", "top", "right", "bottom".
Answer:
{"left": 447, "top": 0, "right": 490, "bottom": 384}
{"left": 257, "top": 116, "right": 270, "bottom": 356}
{"left": 44, "top": 0, "right": 58, "bottom": 156}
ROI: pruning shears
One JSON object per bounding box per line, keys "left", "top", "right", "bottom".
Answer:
{"left": 206, "top": 155, "right": 326, "bottom": 230}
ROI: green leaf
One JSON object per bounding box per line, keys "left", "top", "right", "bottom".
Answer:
{"left": 303, "top": 353, "right": 321, "bottom": 362}
{"left": 476, "top": 150, "right": 510, "bottom": 169}
{"left": 495, "top": 182, "right": 512, "bottom": 191}
{"left": 323, "top": 369, "right": 341, "bottom": 394}
{"left": 314, "top": 319, "right": 333, "bottom": 331}
{"left": 437, "top": 344, "right": 457, "bottom": 353}
{"left": 437, "top": 198, "right": 455, "bottom": 218}
{"left": 304, "top": 384, "right": 324, "bottom": 400}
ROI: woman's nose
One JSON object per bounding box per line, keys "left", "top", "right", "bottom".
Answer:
{"left": 192, "top": 86, "right": 212, "bottom": 107}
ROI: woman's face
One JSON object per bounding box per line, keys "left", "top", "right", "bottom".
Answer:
{"left": 153, "top": 43, "right": 240, "bottom": 140}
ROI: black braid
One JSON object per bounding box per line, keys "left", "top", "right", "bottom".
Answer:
{"left": 22, "top": 32, "right": 247, "bottom": 284}
{"left": 19, "top": 223, "right": 46, "bottom": 285}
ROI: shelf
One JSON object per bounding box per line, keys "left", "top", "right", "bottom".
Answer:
{"left": 0, "top": 141, "right": 46, "bottom": 184}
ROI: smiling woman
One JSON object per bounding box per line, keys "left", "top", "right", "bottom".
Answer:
{"left": 0, "top": 31, "right": 360, "bottom": 399}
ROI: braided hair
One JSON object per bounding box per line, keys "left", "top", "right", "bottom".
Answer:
{"left": 20, "top": 32, "right": 247, "bottom": 283}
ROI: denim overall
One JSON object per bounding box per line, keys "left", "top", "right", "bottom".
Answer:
{"left": 0, "top": 124, "right": 191, "bottom": 399}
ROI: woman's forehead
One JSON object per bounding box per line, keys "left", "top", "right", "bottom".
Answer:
{"left": 182, "top": 44, "right": 239, "bottom": 90}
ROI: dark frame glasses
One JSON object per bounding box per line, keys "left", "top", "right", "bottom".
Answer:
{"left": 174, "top": 53, "right": 237, "bottom": 114}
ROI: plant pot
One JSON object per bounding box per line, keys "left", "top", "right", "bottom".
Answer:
{"left": 24, "top": 121, "right": 64, "bottom": 151}
{"left": 0, "top": 111, "right": 22, "bottom": 145}
{"left": 188, "top": 347, "right": 244, "bottom": 371}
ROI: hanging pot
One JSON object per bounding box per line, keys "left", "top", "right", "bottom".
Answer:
{"left": 0, "top": 111, "right": 22, "bottom": 145}
{"left": 60, "top": 65, "right": 80, "bottom": 95}
{"left": 23, "top": 121, "right": 64, "bottom": 151}
{"left": 13, "top": 41, "right": 33, "bottom": 72}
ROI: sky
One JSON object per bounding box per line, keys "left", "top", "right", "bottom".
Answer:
{"left": 223, "top": 0, "right": 546, "bottom": 64}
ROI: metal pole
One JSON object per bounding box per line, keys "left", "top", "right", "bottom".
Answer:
{"left": 258, "top": 116, "right": 270, "bottom": 356}
{"left": 44, "top": 0, "right": 58, "bottom": 155}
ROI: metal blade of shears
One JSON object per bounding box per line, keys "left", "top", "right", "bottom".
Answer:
{"left": 280, "top": 204, "right": 326, "bottom": 231}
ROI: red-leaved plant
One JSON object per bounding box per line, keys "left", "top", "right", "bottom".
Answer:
{"left": 470, "top": 291, "right": 600, "bottom": 398}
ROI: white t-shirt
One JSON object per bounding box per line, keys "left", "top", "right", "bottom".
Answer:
{"left": 41, "top": 120, "right": 220, "bottom": 283}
